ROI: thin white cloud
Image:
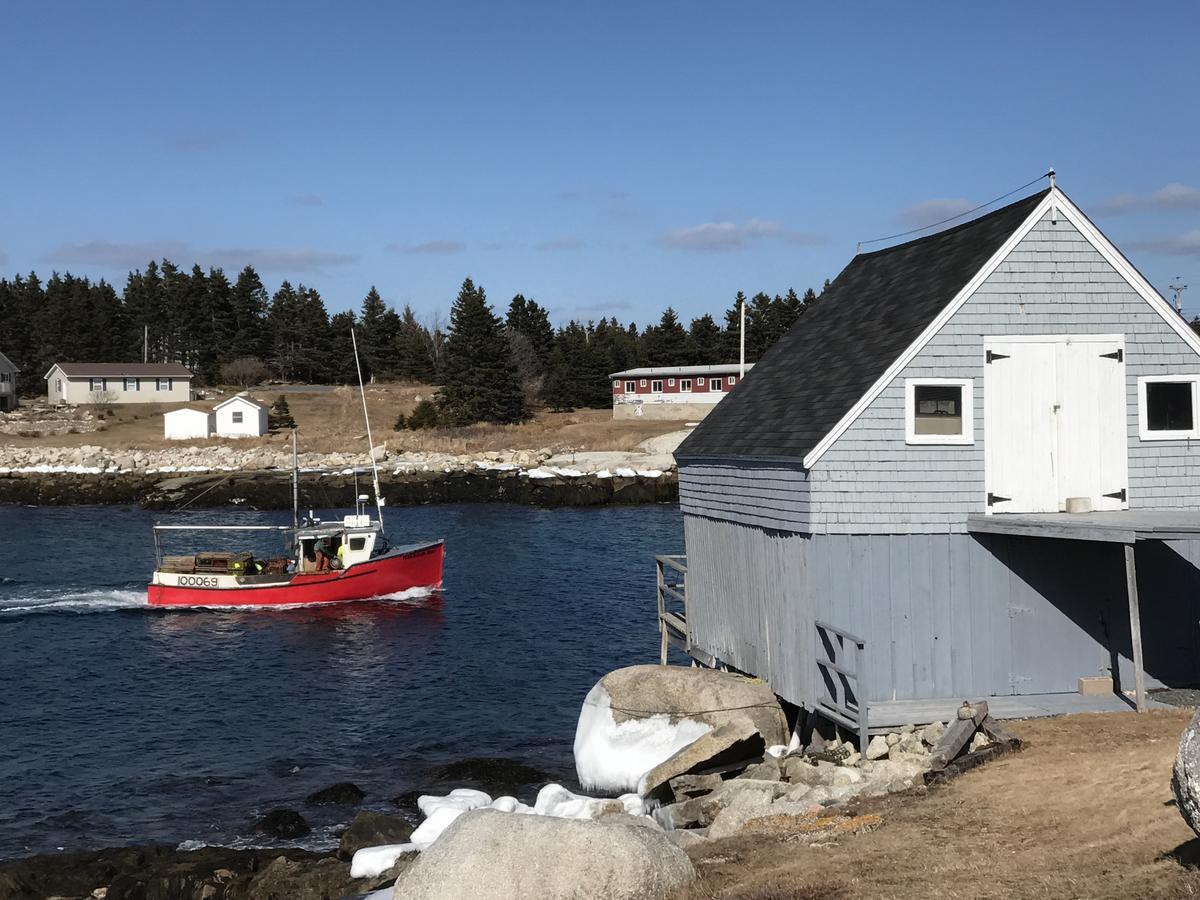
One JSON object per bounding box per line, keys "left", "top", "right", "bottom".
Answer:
{"left": 898, "top": 198, "right": 975, "bottom": 229}
{"left": 536, "top": 236, "right": 584, "bottom": 252}
{"left": 206, "top": 247, "right": 356, "bottom": 272}
{"left": 44, "top": 240, "right": 355, "bottom": 272}
{"left": 386, "top": 240, "right": 467, "bottom": 255}
{"left": 1095, "top": 183, "right": 1200, "bottom": 216}
{"left": 45, "top": 240, "right": 192, "bottom": 269}
{"left": 658, "top": 218, "right": 822, "bottom": 252}
{"left": 292, "top": 194, "right": 324, "bottom": 207}
{"left": 1128, "top": 230, "right": 1200, "bottom": 258}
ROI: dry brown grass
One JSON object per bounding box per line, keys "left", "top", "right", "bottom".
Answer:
{"left": 676, "top": 709, "right": 1200, "bottom": 900}
{"left": 2, "top": 383, "right": 686, "bottom": 456}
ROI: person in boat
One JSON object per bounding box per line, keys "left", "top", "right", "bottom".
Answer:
{"left": 315, "top": 536, "right": 337, "bottom": 572}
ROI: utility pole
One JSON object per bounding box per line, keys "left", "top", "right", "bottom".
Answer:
{"left": 739, "top": 296, "right": 746, "bottom": 379}
{"left": 143, "top": 325, "right": 149, "bottom": 363}
{"left": 1169, "top": 279, "right": 1188, "bottom": 317}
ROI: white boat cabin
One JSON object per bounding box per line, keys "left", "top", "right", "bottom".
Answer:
{"left": 295, "top": 514, "right": 383, "bottom": 573}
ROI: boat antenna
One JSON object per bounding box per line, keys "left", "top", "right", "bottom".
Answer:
{"left": 291, "top": 427, "right": 300, "bottom": 531}
{"left": 350, "top": 326, "right": 386, "bottom": 534}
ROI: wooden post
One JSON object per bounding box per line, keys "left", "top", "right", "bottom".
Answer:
{"left": 1124, "top": 542, "right": 1147, "bottom": 713}
{"left": 657, "top": 558, "right": 668, "bottom": 665}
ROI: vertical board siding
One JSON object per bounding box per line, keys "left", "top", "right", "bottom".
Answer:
{"left": 678, "top": 459, "right": 810, "bottom": 532}
{"left": 682, "top": 517, "right": 1200, "bottom": 705}
{"left": 809, "top": 210, "right": 1200, "bottom": 534}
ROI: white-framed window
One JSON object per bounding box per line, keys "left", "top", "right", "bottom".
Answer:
{"left": 123, "top": 377, "right": 138, "bottom": 391}
{"left": 640, "top": 378, "right": 647, "bottom": 387}
{"left": 710, "top": 380, "right": 722, "bottom": 392}
{"left": 651, "top": 379, "right": 663, "bottom": 392}
{"left": 0, "top": 373, "right": 8, "bottom": 384}
{"left": 668, "top": 377, "right": 675, "bottom": 386}
{"left": 232, "top": 410, "right": 244, "bottom": 424}
{"left": 89, "top": 377, "right": 106, "bottom": 392}
{"left": 680, "top": 378, "right": 692, "bottom": 393}
{"left": 156, "top": 378, "right": 172, "bottom": 391}
{"left": 905, "top": 378, "right": 973, "bottom": 445}
{"left": 613, "top": 380, "right": 620, "bottom": 390}
{"left": 697, "top": 377, "right": 706, "bottom": 387}
{"left": 625, "top": 380, "right": 636, "bottom": 393}
{"left": 56, "top": 378, "right": 63, "bottom": 394}
{"left": 727, "top": 375, "right": 736, "bottom": 385}
{"left": 1138, "top": 375, "right": 1200, "bottom": 440}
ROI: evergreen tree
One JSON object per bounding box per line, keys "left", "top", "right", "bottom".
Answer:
{"left": 358, "top": 286, "right": 397, "bottom": 380}
{"left": 688, "top": 314, "right": 723, "bottom": 364}
{"left": 394, "top": 304, "right": 436, "bottom": 382}
{"left": 327, "top": 311, "right": 359, "bottom": 383}
{"left": 642, "top": 307, "right": 690, "bottom": 366}
{"left": 438, "top": 278, "right": 526, "bottom": 425}
{"left": 269, "top": 395, "right": 296, "bottom": 430}
{"left": 506, "top": 294, "right": 555, "bottom": 369}
{"left": 229, "top": 266, "right": 270, "bottom": 360}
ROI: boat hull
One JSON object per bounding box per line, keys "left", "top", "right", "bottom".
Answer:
{"left": 147, "top": 541, "right": 444, "bottom": 608}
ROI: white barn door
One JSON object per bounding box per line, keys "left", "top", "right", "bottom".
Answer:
{"left": 984, "top": 336, "right": 1127, "bottom": 514}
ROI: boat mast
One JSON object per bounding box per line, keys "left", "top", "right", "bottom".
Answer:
{"left": 351, "top": 327, "right": 386, "bottom": 535}
{"left": 291, "top": 427, "right": 300, "bottom": 531}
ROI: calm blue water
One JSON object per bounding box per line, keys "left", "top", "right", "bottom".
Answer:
{"left": 0, "top": 502, "right": 683, "bottom": 858}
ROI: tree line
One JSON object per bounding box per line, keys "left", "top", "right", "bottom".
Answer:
{"left": 0, "top": 260, "right": 829, "bottom": 424}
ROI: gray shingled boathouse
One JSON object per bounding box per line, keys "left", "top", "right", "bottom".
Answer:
{"left": 661, "top": 183, "right": 1200, "bottom": 736}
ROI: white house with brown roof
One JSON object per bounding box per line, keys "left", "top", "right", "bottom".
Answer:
{"left": 214, "top": 394, "right": 268, "bottom": 437}
{"left": 0, "top": 351, "right": 20, "bottom": 412}
{"left": 44, "top": 363, "right": 193, "bottom": 405}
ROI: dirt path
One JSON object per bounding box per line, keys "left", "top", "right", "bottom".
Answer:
{"left": 678, "top": 709, "right": 1200, "bottom": 900}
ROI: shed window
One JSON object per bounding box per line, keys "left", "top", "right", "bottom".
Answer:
{"left": 625, "top": 380, "right": 636, "bottom": 393}
{"left": 232, "top": 410, "right": 244, "bottom": 424}
{"left": 640, "top": 379, "right": 647, "bottom": 387}
{"left": 651, "top": 379, "right": 663, "bottom": 392}
{"left": 727, "top": 376, "right": 736, "bottom": 385}
{"left": 905, "top": 378, "right": 973, "bottom": 445}
{"left": 697, "top": 377, "right": 706, "bottom": 387}
{"left": 613, "top": 380, "right": 620, "bottom": 389}
{"left": 680, "top": 378, "right": 692, "bottom": 393}
{"left": 1138, "top": 376, "right": 1199, "bottom": 440}
{"left": 668, "top": 378, "right": 675, "bottom": 386}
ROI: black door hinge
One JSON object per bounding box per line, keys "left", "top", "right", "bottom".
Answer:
{"left": 1100, "top": 349, "right": 1123, "bottom": 362}
{"left": 1103, "top": 488, "right": 1126, "bottom": 501}
{"left": 988, "top": 492, "right": 1011, "bottom": 506}
{"left": 986, "top": 351, "right": 1010, "bottom": 364}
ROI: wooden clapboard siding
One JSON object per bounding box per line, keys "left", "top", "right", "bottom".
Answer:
{"left": 807, "top": 210, "right": 1200, "bottom": 534}
{"left": 682, "top": 514, "right": 1200, "bottom": 705}
{"left": 678, "top": 459, "right": 810, "bottom": 532}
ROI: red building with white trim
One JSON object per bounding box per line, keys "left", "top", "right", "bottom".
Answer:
{"left": 609, "top": 363, "right": 753, "bottom": 420}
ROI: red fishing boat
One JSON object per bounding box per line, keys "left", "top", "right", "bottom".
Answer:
{"left": 147, "top": 330, "right": 444, "bottom": 608}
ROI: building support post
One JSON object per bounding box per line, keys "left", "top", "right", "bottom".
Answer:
{"left": 1124, "top": 542, "right": 1147, "bottom": 712}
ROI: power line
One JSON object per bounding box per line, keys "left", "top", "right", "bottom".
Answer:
{"left": 858, "top": 171, "right": 1055, "bottom": 251}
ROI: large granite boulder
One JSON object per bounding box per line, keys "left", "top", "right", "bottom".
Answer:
{"left": 1173, "top": 709, "right": 1200, "bottom": 835}
{"left": 574, "top": 665, "right": 788, "bottom": 793}
{"left": 391, "top": 808, "right": 694, "bottom": 900}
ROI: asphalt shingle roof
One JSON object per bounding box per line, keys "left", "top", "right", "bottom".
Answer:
{"left": 50, "top": 362, "right": 194, "bottom": 378}
{"left": 676, "top": 189, "right": 1050, "bottom": 463}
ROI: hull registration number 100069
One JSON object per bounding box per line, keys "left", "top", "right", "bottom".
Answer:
{"left": 177, "top": 575, "right": 220, "bottom": 588}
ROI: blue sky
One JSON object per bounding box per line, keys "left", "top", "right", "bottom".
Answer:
{"left": 2, "top": 1, "right": 1198, "bottom": 322}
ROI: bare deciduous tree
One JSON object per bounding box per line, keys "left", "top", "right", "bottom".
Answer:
{"left": 220, "top": 356, "right": 270, "bottom": 388}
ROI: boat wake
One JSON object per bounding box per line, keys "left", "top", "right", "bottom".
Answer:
{"left": 0, "top": 588, "right": 145, "bottom": 616}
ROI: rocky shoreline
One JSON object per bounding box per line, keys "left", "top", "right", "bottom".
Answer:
{"left": 0, "top": 437, "right": 682, "bottom": 508}
{"left": 0, "top": 467, "right": 678, "bottom": 508}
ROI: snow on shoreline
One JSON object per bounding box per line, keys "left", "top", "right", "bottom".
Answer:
{"left": 349, "top": 783, "right": 648, "bottom": 878}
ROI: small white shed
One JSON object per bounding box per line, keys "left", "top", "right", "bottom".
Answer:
{"left": 163, "top": 407, "right": 214, "bottom": 440}
{"left": 214, "top": 394, "right": 269, "bottom": 438}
